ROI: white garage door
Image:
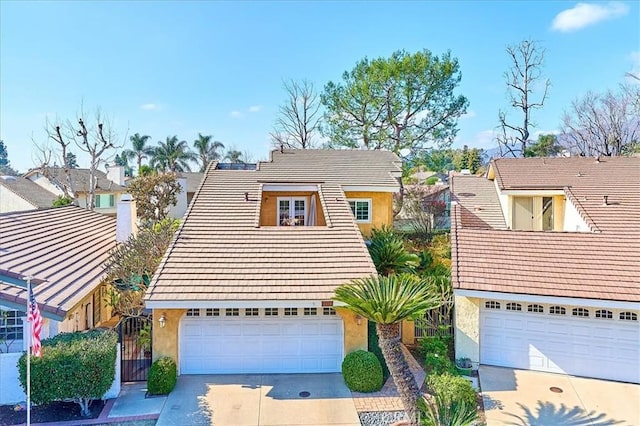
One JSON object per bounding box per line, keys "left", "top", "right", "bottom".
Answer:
{"left": 480, "top": 301, "right": 640, "bottom": 383}
{"left": 180, "top": 308, "right": 343, "bottom": 374}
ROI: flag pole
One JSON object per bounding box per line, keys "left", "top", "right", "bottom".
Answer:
{"left": 26, "top": 275, "right": 32, "bottom": 426}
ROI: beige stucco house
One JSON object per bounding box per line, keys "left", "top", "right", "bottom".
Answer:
{"left": 451, "top": 156, "right": 639, "bottom": 384}
{"left": 145, "top": 149, "right": 402, "bottom": 375}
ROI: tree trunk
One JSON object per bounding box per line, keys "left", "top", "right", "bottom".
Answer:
{"left": 377, "top": 323, "right": 420, "bottom": 425}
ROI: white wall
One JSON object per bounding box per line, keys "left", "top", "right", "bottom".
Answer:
{"left": 28, "top": 174, "right": 64, "bottom": 196}
{"left": 563, "top": 197, "right": 591, "bottom": 232}
{"left": 169, "top": 177, "right": 188, "bottom": 219}
{"left": 0, "top": 186, "right": 37, "bottom": 213}
{"left": 494, "top": 179, "right": 510, "bottom": 228}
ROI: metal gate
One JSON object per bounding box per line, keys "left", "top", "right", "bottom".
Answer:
{"left": 118, "top": 316, "right": 152, "bottom": 382}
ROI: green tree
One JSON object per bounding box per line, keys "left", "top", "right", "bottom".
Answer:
{"left": 64, "top": 152, "right": 78, "bottom": 168}
{"left": 466, "top": 148, "right": 482, "bottom": 174}
{"left": 224, "top": 148, "right": 245, "bottom": 163}
{"left": 150, "top": 136, "right": 196, "bottom": 172}
{"left": 0, "top": 140, "right": 19, "bottom": 175}
{"left": 334, "top": 274, "right": 442, "bottom": 425}
{"left": 321, "top": 49, "right": 468, "bottom": 154}
{"left": 193, "top": 133, "right": 224, "bottom": 172}
{"left": 52, "top": 195, "right": 73, "bottom": 207}
{"left": 524, "top": 134, "right": 562, "bottom": 157}
{"left": 367, "top": 227, "right": 420, "bottom": 275}
{"left": 127, "top": 173, "right": 182, "bottom": 224}
{"left": 114, "top": 152, "right": 134, "bottom": 177}
{"left": 123, "top": 133, "right": 154, "bottom": 175}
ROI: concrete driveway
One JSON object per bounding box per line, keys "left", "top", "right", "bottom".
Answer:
{"left": 155, "top": 373, "right": 361, "bottom": 426}
{"left": 479, "top": 366, "right": 640, "bottom": 426}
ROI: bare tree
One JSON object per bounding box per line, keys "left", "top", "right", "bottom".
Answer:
{"left": 561, "top": 84, "right": 640, "bottom": 157}
{"left": 497, "top": 39, "right": 550, "bottom": 157}
{"left": 45, "top": 117, "right": 77, "bottom": 198}
{"left": 271, "top": 79, "right": 322, "bottom": 149}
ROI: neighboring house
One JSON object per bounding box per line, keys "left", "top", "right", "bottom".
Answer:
{"left": 168, "top": 172, "right": 205, "bottom": 219}
{"left": 451, "top": 156, "right": 639, "bottom": 384}
{"left": 23, "top": 165, "right": 126, "bottom": 215}
{"left": 146, "top": 149, "right": 401, "bottom": 375}
{"left": 0, "top": 175, "right": 58, "bottom": 213}
{"left": 397, "top": 183, "right": 451, "bottom": 232}
{"left": 181, "top": 172, "right": 205, "bottom": 205}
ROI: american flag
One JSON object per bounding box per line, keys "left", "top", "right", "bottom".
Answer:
{"left": 27, "top": 286, "right": 43, "bottom": 357}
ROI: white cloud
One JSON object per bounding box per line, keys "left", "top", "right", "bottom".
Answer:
{"left": 140, "top": 103, "right": 162, "bottom": 111}
{"left": 461, "top": 110, "right": 476, "bottom": 120}
{"left": 551, "top": 2, "right": 629, "bottom": 32}
{"left": 248, "top": 105, "right": 262, "bottom": 113}
{"left": 230, "top": 110, "right": 243, "bottom": 119}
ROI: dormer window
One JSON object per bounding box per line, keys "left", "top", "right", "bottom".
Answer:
{"left": 278, "top": 197, "right": 306, "bottom": 226}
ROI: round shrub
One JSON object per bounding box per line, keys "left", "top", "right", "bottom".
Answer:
{"left": 147, "top": 357, "right": 177, "bottom": 395}
{"left": 341, "top": 350, "right": 384, "bottom": 392}
{"left": 427, "top": 372, "right": 477, "bottom": 408}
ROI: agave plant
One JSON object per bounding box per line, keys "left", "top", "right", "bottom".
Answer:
{"left": 418, "top": 394, "right": 478, "bottom": 426}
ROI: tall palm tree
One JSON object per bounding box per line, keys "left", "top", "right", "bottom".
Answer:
{"left": 150, "top": 136, "right": 196, "bottom": 172}
{"left": 334, "top": 274, "right": 441, "bottom": 425}
{"left": 193, "top": 133, "right": 225, "bottom": 172}
{"left": 123, "top": 133, "right": 154, "bottom": 175}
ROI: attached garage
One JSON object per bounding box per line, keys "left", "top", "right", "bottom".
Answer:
{"left": 480, "top": 300, "right": 640, "bottom": 383}
{"left": 179, "top": 308, "right": 344, "bottom": 374}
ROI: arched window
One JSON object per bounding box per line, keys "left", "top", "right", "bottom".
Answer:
{"left": 572, "top": 308, "right": 589, "bottom": 317}
{"left": 485, "top": 301, "right": 501, "bottom": 309}
{"left": 620, "top": 312, "right": 638, "bottom": 321}
{"left": 527, "top": 304, "right": 544, "bottom": 313}
{"left": 506, "top": 302, "right": 522, "bottom": 311}
{"left": 549, "top": 306, "right": 566, "bottom": 315}
{"left": 595, "top": 309, "right": 612, "bottom": 319}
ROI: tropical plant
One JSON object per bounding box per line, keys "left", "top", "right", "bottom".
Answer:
{"left": 367, "top": 226, "right": 420, "bottom": 275}
{"left": 334, "top": 274, "right": 442, "bottom": 425}
{"left": 193, "top": 133, "right": 224, "bottom": 172}
{"left": 150, "top": 136, "right": 196, "bottom": 172}
{"left": 123, "top": 133, "right": 154, "bottom": 175}
{"left": 341, "top": 350, "right": 384, "bottom": 392}
{"left": 418, "top": 394, "right": 478, "bottom": 426}
{"left": 224, "top": 149, "right": 244, "bottom": 163}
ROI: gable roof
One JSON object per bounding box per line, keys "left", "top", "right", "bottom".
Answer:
{"left": 145, "top": 149, "right": 401, "bottom": 306}
{"left": 0, "top": 176, "right": 58, "bottom": 209}
{"left": 180, "top": 172, "right": 205, "bottom": 194}
{"left": 25, "top": 167, "right": 126, "bottom": 193}
{"left": 452, "top": 156, "right": 640, "bottom": 303}
{"left": 0, "top": 206, "right": 116, "bottom": 319}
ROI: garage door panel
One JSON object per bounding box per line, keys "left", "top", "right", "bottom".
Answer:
{"left": 481, "top": 307, "right": 639, "bottom": 383}
{"left": 180, "top": 317, "right": 343, "bottom": 374}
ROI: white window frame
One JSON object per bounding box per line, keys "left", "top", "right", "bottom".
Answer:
{"left": 348, "top": 199, "right": 372, "bottom": 223}
{"left": 277, "top": 197, "right": 307, "bottom": 226}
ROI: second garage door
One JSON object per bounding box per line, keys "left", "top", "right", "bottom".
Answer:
{"left": 180, "top": 309, "right": 343, "bottom": 374}
{"left": 480, "top": 300, "right": 639, "bottom": 383}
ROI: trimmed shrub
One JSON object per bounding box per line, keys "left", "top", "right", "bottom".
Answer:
{"left": 18, "top": 329, "right": 117, "bottom": 416}
{"left": 368, "top": 320, "right": 390, "bottom": 379}
{"left": 425, "top": 352, "right": 456, "bottom": 375}
{"left": 419, "top": 336, "right": 448, "bottom": 357}
{"left": 147, "top": 357, "right": 177, "bottom": 395}
{"left": 427, "top": 373, "right": 477, "bottom": 408}
{"left": 341, "top": 350, "right": 384, "bottom": 392}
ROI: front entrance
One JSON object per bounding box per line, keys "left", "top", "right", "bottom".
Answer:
{"left": 118, "top": 316, "right": 152, "bottom": 382}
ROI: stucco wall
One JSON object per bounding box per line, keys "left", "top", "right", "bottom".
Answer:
{"left": 343, "top": 191, "right": 393, "bottom": 236}
{"left": 0, "top": 186, "right": 37, "bottom": 213}
{"left": 335, "top": 307, "right": 367, "bottom": 355}
{"left": 152, "top": 309, "right": 186, "bottom": 364}
{"left": 563, "top": 196, "right": 590, "bottom": 232}
{"left": 454, "top": 295, "right": 480, "bottom": 366}
{"left": 260, "top": 191, "right": 326, "bottom": 226}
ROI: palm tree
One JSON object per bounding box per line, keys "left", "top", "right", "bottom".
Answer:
{"left": 193, "top": 133, "right": 224, "bottom": 172}
{"left": 123, "top": 133, "right": 154, "bottom": 175}
{"left": 224, "top": 149, "right": 244, "bottom": 163}
{"left": 334, "top": 274, "right": 441, "bottom": 425}
{"left": 150, "top": 136, "right": 196, "bottom": 172}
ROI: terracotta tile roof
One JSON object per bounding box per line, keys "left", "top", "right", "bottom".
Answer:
{"left": 452, "top": 156, "right": 640, "bottom": 303}
{"left": 0, "top": 206, "right": 116, "bottom": 318}
{"left": 145, "top": 149, "right": 401, "bottom": 305}
{"left": 451, "top": 176, "right": 506, "bottom": 230}
{"left": 24, "top": 167, "right": 126, "bottom": 193}
{"left": 0, "top": 176, "right": 58, "bottom": 208}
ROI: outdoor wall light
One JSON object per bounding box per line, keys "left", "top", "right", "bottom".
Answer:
{"left": 355, "top": 315, "right": 363, "bottom": 326}
{"left": 159, "top": 313, "right": 167, "bottom": 328}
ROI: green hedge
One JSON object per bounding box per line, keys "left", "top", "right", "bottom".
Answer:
{"left": 147, "top": 357, "right": 177, "bottom": 395}
{"left": 18, "top": 330, "right": 117, "bottom": 409}
{"left": 427, "top": 372, "right": 477, "bottom": 408}
{"left": 341, "top": 350, "right": 383, "bottom": 393}
{"left": 368, "top": 320, "right": 390, "bottom": 379}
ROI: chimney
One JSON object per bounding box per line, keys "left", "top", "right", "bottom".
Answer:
{"left": 106, "top": 164, "right": 126, "bottom": 186}
{"left": 169, "top": 176, "right": 188, "bottom": 219}
{"left": 116, "top": 194, "right": 137, "bottom": 242}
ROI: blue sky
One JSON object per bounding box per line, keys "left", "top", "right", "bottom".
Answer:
{"left": 1, "top": 1, "right": 638, "bottom": 171}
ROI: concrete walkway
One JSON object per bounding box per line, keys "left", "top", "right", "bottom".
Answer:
{"left": 479, "top": 365, "right": 640, "bottom": 426}
{"left": 155, "top": 373, "right": 361, "bottom": 426}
